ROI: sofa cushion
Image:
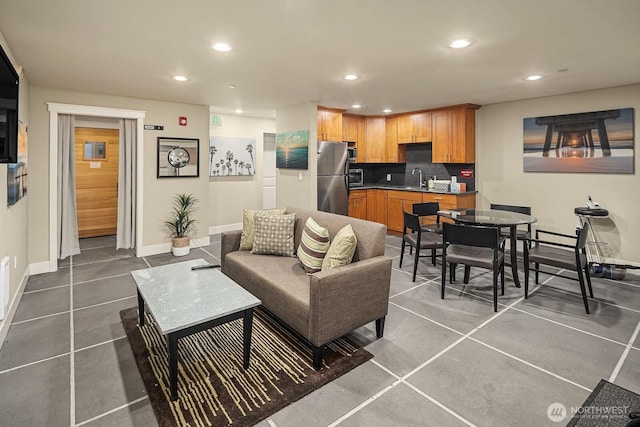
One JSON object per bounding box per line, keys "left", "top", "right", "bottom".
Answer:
{"left": 224, "top": 251, "right": 310, "bottom": 336}
{"left": 252, "top": 212, "right": 296, "bottom": 256}
{"left": 239, "top": 208, "right": 286, "bottom": 250}
{"left": 322, "top": 224, "right": 357, "bottom": 270}
{"left": 297, "top": 217, "right": 331, "bottom": 273}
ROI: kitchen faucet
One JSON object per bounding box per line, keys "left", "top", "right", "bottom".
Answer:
{"left": 411, "top": 168, "right": 425, "bottom": 188}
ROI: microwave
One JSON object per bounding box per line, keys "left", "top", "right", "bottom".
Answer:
{"left": 348, "top": 168, "right": 364, "bottom": 187}
{"left": 347, "top": 147, "right": 357, "bottom": 163}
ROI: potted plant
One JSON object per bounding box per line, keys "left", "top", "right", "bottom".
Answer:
{"left": 165, "top": 193, "right": 198, "bottom": 256}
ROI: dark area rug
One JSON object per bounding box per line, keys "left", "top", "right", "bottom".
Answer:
{"left": 567, "top": 379, "right": 640, "bottom": 426}
{"left": 120, "top": 306, "right": 373, "bottom": 427}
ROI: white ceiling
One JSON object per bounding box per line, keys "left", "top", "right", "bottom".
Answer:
{"left": 1, "top": 0, "right": 639, "bottom": 118}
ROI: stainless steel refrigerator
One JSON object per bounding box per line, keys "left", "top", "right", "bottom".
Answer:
{"left": 317, "top": 141, "right": 349, "bottom": 215}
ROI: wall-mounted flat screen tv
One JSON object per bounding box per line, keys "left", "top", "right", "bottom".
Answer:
{"left": 0, "top": 43, "right": 19, "bottom": 164}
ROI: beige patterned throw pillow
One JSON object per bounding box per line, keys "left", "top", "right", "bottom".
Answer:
{"left": 322, "top": 224, "right": 357, "bottom": 270}
{"left": 297, "top": 217, "right": 331, "bottom": 273}
{"left": 239, "top": 208, "right": 286, "bottom": 250}
{"left": 251, "top": 213, "right": 296, "bottom": 256}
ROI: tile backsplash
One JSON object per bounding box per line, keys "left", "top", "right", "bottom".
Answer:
{"left": 349, "top": 144, "right": 475, "bottom": 191}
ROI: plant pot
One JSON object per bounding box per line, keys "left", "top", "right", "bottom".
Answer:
{"left": 171, "top": 236, "right": 190, "bottom": 256}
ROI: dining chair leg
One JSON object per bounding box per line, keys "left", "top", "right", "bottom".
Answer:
{"left": 524, "top": 250, "right": 530, "bottom": 299}
{"left": 399, "top": 239, "right": 405, "bottom": 268}
{"left": 585, "top": 265, "right": 594, "bottom": 298}
{"left": 577, "top": 268, "right": 591, "bottom": 314}
{"left": 431, "top": 248, "right": 436, "bottom": 266}
{"left": 412, "top": 248, "right": 419, "bottom": 282}
{"left": 441, "top": 255, "right": 447, "bottom": 299}
{"left": 500, "top": 262, "right": 505, "bottom": 295}
{"left": 463, "top": 266, "right": 471, "bottom": 284}
{"left": 534, "top": 262, "right": 539, "bottom": 284}
{"left": 493, "top": 268, "right": 498, "bottom": 312}
{"left": 450, "top": 263, "right": 455, "bottom": 283}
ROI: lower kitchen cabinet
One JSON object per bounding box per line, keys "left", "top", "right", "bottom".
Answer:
{"left": 366, "top": 189, "right": 387, "bottom": 224}
{"left": 348, "top": 189, "right": 368, "bottom": 220}
{"left": 386, "top": 190, "right": 424, "bottom": 233}
{"left": 348, "top": 188, "right": 476, "bottom": 232}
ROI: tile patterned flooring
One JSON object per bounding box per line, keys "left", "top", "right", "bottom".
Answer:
{"left": 1, "top": 234, "right": 639, "bottom": 426}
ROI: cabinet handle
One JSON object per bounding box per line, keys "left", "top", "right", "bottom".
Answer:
{"left": 435, "top": 197, "right": 443, "bottom": 200}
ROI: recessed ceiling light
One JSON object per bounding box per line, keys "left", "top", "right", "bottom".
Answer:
{"left": 172, "top": 75, "right": 190, "bottom": 82}
{"left": 228, "top": 84, "right": 237, "bottom": 89}
{"left": 383, "top": 108, "right": 392, "bottom": 113}
{"left": 234, "top": 108, "right": 243, "bottom": 114}
{"left": 351, "top": 104, "right": 362, "bottom": 109}
{"left": 524, "top": 75, "right": 543, "bottom": 81}
{"left": 449, "top": 39, "right": 472, "bottom": 49}
{"left": 213, "top": 42, "right": 232, "bottom": 52}
{"left": 344, "top": 74, "right": 359, "bottom": 81}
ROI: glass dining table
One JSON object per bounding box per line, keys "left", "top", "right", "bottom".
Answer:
{"left": 437, "top": 208, "right": 538, "bottom": 288}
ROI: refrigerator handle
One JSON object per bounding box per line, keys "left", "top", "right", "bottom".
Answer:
{"left": 344, "top": 156, "right": 350, "bottom": 198}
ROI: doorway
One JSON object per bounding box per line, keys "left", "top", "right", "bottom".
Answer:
{"left": 46, "top": 103, "right": 145, "bottom": 273}
{"left": 74, "top": 127, "right": 120, "bottom": 238}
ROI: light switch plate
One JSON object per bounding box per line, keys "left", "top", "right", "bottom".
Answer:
{"left": 386, "top": 174, "right": 392, "bottom": 181}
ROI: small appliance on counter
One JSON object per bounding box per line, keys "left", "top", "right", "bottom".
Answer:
{"left": 432, "top": 180, "right": 451, "bottom": 192}
{"left": 348, "top": 168, "right": 364, "bottom": 187}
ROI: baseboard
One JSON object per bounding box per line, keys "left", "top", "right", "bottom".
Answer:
{"left": 0, "top": 268, "right": 29, "bottom": 351}
{"left": 209, "top": 223, "right": 241, "bottom": 236}
{"left": 137, "top": 236, "right": 212, "bottom": 257}
{"left": 29, "top": 261, "right": 52, "bottom": 275}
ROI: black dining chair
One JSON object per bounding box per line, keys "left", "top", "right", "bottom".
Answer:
{"left": 441, "top": 222, "right": 506, "bottom": 312}
{"left": 412, "top": 202, "right": 443, "bottom": 234}
{"left": 399, "top": 211, "right": 444, "bottom": 282}
{"left": 490, "top": 203, "right": 532, "bottom": 252}
{"left": 524, "top": 222, "right": 594, "bottom": 314}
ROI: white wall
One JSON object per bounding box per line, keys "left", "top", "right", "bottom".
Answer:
{"left": 477, "top": 84, "right": 640, "bottom": 265}
{"left": 0, "top": 31, "right": 29, "bottom": 343}
{"left": 275, "top": 102, "right": 318, "bottom": 210}
{"left": 208, "top": 113, "right": 275, "bottom": 233}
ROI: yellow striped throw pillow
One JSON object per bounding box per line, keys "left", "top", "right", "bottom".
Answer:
{"left": 297, "top": 217, "right": 331, "bottom": 273}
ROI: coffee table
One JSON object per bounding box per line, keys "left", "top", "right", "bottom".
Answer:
{"left": 131, "top": 259, "right": 261, "bottom": 401}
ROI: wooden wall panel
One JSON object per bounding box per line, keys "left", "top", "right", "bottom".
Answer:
{"left": 74, "top": 127, "right": 119, "bottom": 238}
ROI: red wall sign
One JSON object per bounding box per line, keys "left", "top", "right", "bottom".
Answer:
{"left": 460, "top": 169, "right": 473, "bottom": 178}
{"left": 178, "top": 116, "right": 187, "bottom": 126}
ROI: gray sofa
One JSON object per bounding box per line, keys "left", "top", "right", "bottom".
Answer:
{"left": 221, "top": 206, "right": 392, "bottom": 369}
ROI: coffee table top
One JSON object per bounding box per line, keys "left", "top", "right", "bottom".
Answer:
{"left": 131, "top": 259, "right": 261, "bottom": 334}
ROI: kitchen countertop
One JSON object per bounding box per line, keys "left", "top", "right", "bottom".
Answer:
{"left": 349, "top": 184, "right": 477, "bottom": 195}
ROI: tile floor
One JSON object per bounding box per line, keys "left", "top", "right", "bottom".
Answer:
{"left": 1, "top": 234, "right": 639, "bottom": 426}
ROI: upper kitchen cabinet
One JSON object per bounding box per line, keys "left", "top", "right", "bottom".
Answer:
{"left": 397, "top": 112, "right": 432, "bottom": 143}
{"left": 317, "top": 107, "right": 345, "bottom": 141}
{"left": 342, "top": 114, "right": 359, "bottom": 142}
{"left": 385, "top": 116, "right": 406, "bottom": 163}
{"left": 432, "top": 105, "right": 479, "bottom": 163}
{"left": 364, "top": 117, "right": 386, "bottom": 163}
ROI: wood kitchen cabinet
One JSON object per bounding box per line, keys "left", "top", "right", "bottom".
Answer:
{"left": 366, "top": 189, "right": 388, "bottom": 224}
{"left": 423, "top": 192, "right": 476, "bottom": 224}
{"left": 432, "top": 107, "right": 477, "bottom": 163}
{"left": 386, "top": 190, "right": 424, "bottom": 233}
{"left": 397, "top": 112, "right": 432, "bottom": 143}
{"left": 348, "top": 189, "right": 368, "bottom": 220}
{"left": 384, "top": 117, "right": 406, "bottom": 163}
{"left": 317, "top": 107, "right": 344, "bottom": 141}
{"left": 342, "top": 114, "right": 359, "bottom": 142}
{"left": 356, "top": 116, "right": 366, "bottom": 162}
{"left": 364, "top": 117, "right": 386, "bottom": 163}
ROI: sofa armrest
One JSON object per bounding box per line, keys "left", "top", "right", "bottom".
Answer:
{"left": 308, "top": 256, "right": 392, "bottom": 346}
{"left": 220, "top": 230, "right": 242, "bottom": 270}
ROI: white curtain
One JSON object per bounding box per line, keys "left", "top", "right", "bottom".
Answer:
{"left": 116, "top": 118, "right": 136, "bottom": 249}
{"left": 57, "top": 114, "right": 80, "bottom": 259}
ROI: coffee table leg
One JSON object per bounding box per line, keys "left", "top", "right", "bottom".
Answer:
{"left": 243, "top": 308, "right": 254, "bottom": 369}
{"left": 168, "top": 333, "right": 179, "bottom": 401}
{"left": 510, "top": 226, "right": 521, "bottom": 288}
{"left": 137, "top": 290, "right": 145, "bottom": 326}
